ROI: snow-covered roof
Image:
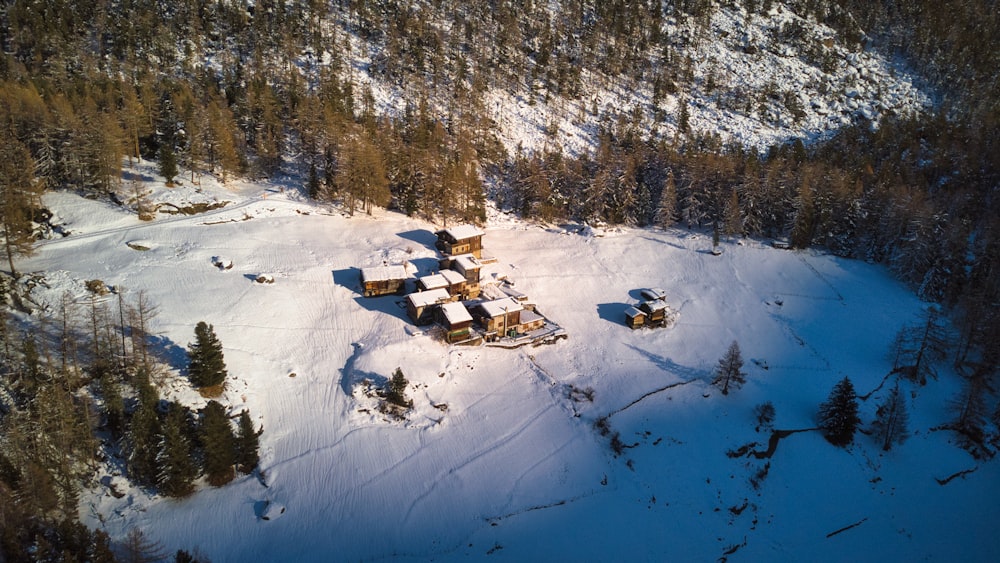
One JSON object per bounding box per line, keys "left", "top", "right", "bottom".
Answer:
{"left": 641, "top": 300, "right": 668, "bottom": 313}
{"left": 361, "top": 264, "right": 408, "bottom": 282}
{"left": 641, "top": 288, "right": 667, "bottom": 301}
{"left": 440, "top": 269, "right": 466, "bottom": 285}
{"left": 440, "top": 302, "right": 473, "bottom": 325}
{"left": 519, "top": 309, "right": 543, "bottom": 325}
{"left": 453, "top": 254, "right": 481, "bottom": 271}
{"left": 418, "top": 273, "right": 448, "bottom": 291}
{"left": 625, "top": 306, "right": 645, "bottom": 318}
{"left": 406, "top": 288, "right": 450, "bottom": 308}
{"left": 439, "top": 225, "right": 484, "bottom": 241}
{"left": 479, "top": 298, "right": 523, "bottom": 318}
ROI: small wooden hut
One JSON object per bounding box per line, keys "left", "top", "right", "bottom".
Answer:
{"left": 360, "top": 265, "right": 408, "bottom": 297}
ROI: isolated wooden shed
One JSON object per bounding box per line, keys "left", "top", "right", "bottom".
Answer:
{"left": 360, "top": 265, "right": 408, "bottom": 297}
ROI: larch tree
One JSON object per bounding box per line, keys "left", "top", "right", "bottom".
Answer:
{"left": 187, "top": 322, "right": 228, "bottom": 391}
{"left": 713, "top": 340, "right": 747, "bottom": 395}
{"left": 817, "top": 377, "right": 861, "bottom": 447}
{"left": 870, "top": 383, "right": 910, "bottom": 451}
{"left": 0, "top": 128, "right": 40, "bottom": 278}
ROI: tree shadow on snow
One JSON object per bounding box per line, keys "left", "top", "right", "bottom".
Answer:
{"left": 340, "top": 342, "right": 389, "bottom": 395}
{"left": 626, "top": 344, "right": 712, "bottom": 383}
{"left": 148, "top": 334, "right": 190, "bottom": 373}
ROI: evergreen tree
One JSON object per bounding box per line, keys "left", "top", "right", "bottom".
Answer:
{"left": 712, "top": 340, "right": 747, "bottom": 395}
{"left": 187, "top": 322, "right": 227, "bottom": 390}
{"left": 386, "top": 367, "right": 411, "bottom": 407}
{"left": 870, "top": 383, "right": 910, "bottom": 451}
{"left": 235, "top": 409, "right": 260, "bottom": 474}
{"left": 99, "top": 373, "right": 125, "bottom": 438}
{"left": 200, "top": 400, "right": 236, "bottom": 486}
{"left": 159, "top": 143, "right": 178, "bottom": 185}
{"left": 817, "top": 377, "right": 861, "bottom": 447}
{"left": 127, "top": 369, "right": 162, "bottom": 486}
{"left": 157, "top": 402, "right": 197, "bottom": 497}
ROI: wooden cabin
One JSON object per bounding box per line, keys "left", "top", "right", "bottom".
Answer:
{"left": 435, "top": 225, "right": 484, "bottom": 258}
{"left": 417, "top": 270, "right": 467, "bottom": 298}
{"left": 406, "top": 288, "right": 451, "bottom": 325}
{"left": 360, "top": 265, "right": 408, "bottom": 297}
{"left": 437, "top": 302, "right": 474, "bottom": 343}
{"left": 518, "top": 309, "right": 545, "bottom": 333}
{"left": 639, "top": 300, "right": 669, "bottom": 326}
{"left": 625, "top": 306, "right": 646, "bottom": 329}
{"left": 474, "top": 298, "right": 523, "bottom": 335}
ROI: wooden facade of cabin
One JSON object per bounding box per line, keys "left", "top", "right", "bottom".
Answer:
{"left": 360, "top": 265, "right": 408, "bottom": 297}
{"left": 625, "top": 306, "right": 646, "bottom": 329}
{"left": 436, "top": 225, "right": 484, "bottom": 258}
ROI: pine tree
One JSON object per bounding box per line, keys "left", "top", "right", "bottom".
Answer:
{"left": 200, "top": 400, "right": 236, "bottom": 486}
{"left": 870, "top": 383, "right": 910, "bottom": 451}
{"left": 235, "top": 409, "right": 260, "bottom": 474}
{"left": 99, "top": 373, "right": 125, "bottom": 438}
{"left": 817, "top": 377, "right": 861, "bottom": 447}
{"left": 386, "top": 367, "right": 411, "bottom": 407}
{"left": 712, "top": 341, "right": 747, "bottom": 395}
{"left": 187, "top": 322, "right": 227, "bottom": 390}
{"left": 157, "top": 402, "right": 197, "bottom": 497}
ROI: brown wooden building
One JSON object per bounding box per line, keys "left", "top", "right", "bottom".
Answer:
{"left": 360, "top": 265, "right": 409, "bottom": 297}
{"left": 474, "top": 298, "right": 523, "bottom": 335}
{"left": 437, "top": 302, "right": 474, "bottom": 343}
{"left": 406, "top": 288, "right": 451, "bottom": 325}
{"left": 435, "top": 225, "right": 485, "bottom": 258}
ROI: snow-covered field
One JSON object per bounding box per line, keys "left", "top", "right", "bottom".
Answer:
{"left": 22, "top": 164, "right": 998, "bottom": 561}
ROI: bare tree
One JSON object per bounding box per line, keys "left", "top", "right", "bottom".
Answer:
{"left": 713, "top": 340, "right": 747, "bottom": 395}
{"left": 870, "top": 383, "right": 910, "bottom": 451}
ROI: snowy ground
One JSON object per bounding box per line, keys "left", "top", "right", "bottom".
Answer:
{"left": 20, "top": 163, "right": 998, "bottom": 561}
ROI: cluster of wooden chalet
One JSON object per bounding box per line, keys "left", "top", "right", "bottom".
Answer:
{"left": 625, "top": 288, "right": 676, "bottom": 329}
{"left": 361, "top": 225, "right": 562, "bottom": 345}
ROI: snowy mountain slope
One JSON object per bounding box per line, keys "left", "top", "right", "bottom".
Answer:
{"left": 19, "top": 165, "right": 997, "bottom": 561}
{"left": 352, "top": 2, "right": 931, "bottom": 157}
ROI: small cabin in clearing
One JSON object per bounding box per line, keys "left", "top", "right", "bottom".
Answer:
{"left": 436, "top": 225, "right": 484, "bottom": 258}
{"left": 438, "top": 302, "right": 474, "bottom": 343}
{"left": 639, "top": 300, "right": 669, "bottom": 325}
{"left": 360, "top": 265, "right": 409, "bottom": 297}
{"left": 625, "top": 306, "right": 646, "bottom": 329}
{"left": 406, "top": 288, "right": 451, "bottom": 325}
